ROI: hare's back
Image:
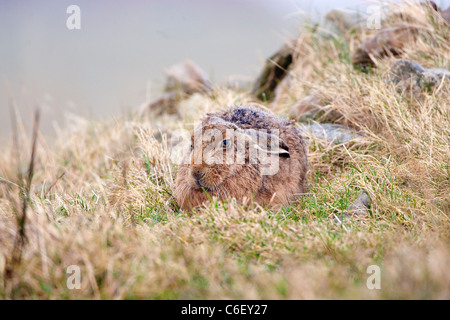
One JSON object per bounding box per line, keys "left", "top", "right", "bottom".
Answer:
{"left": 209, "top": 106, "right": 284, "bottom": 131}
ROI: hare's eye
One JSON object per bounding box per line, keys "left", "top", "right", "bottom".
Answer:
{"left": 222, "top": 139, "right": 230, "bottom": 148}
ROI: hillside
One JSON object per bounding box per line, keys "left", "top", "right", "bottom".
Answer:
{"left": 1, "top": 2, "right": 449, "bottom": 299}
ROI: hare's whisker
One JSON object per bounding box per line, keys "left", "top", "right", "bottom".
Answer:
{"left": 215, "top": 169, "right": 254, "bottom": 183}
{"left": 179, "top": 183, "right": 190, "bottom": 209}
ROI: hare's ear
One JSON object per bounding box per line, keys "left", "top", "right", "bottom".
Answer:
{"left": 245, "top": 129, "right": 290, "bottom": 158}
{"left": 207, "top": 117, "right": 240, "bottom": 130}
{"left": 208, "top": 117, "right": 226, "bottom": 124}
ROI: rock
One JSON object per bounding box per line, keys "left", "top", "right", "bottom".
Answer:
{"left": 139, "top": 60, "right": 212, "bottom": 116}
{"left": 289, "top": 92, "right": 343, "bottom": 123}
{"left": 388, "top": 59, "right": 450, "bottom": 96}
{"left": 289, "top": 94, "right": 326, "bottom": 121}
{"left": 318, "top": 9, "right": 364, "bottom": 38}
{"left": 252, "top": 42, "right": 295, "bottom": 101}
{"left": 222, "top": 75, "right": 253, "bottom": 91}
{"left": 426, "top": 0, "right": 439, "bottom": 11}
{"left": 137, "top": 91, "right": 178, "bottom": 116}
{"left": 335, "top": 191, "right": 371, "bottom": 225}
{"left": 421, "top": 68, "right": 450, "bottom": 92}
{"left": 165, "top": 60, "right": 212, "bottom": 95}
{"left": 352, "top": 27, "right": 418, "bottom": 69}
{"left": 298, "top": 123, "right": 362, "bottom": 144}
{"left": 390, "top": 59, "right": 425, "bottom": 78}
{"left": 346, "top": 191, "right": 371, "bottom": 217}
{"left": 423, "top": 68, "right": 450, "bottom": 83}
{"left": 442, "top": 7, "right": 450, "bottom": 24}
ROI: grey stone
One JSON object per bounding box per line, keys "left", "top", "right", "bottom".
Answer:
{"left": 353, "top": 27, "right": 418, "bottom": 68}
{"left": 139, "top": 60, "right": 212, "bottom": 116}
{"left": 346, "top": 191, "right": 371, "bottom": 217}
{"left": 335, "top": 191, "right": 371, "bottom": 226}
{"left": 289, "top": 93, "right": 326, "bottom": 121}
{"left": 289, "top": 92, "right": 344, "bottom": 123}
{"left": 442, "top": 6, "right": 450, "bottom": 24}
{"left": 165, "top": 60, "right": 212, "bottom": 94}
{"left": 137, "top": 91, "right": 178, "bottom": 116}
{"left": 422, "top": 68, "right": 450, "bottom": 88}
{"left": 388, "top": 59, "right": 449, "bottom": 96}
{"left": 298, "top": 123, "right": 362, "bottom": 144}
{"left": 252, "top": 41, "right": 295, "bottom": 101}
{"left": 318, "top": 9, "right": 365, "bottom": 38}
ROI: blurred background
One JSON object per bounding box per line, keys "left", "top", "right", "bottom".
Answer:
{"left": 1, "top": 0, "right": 449, "bottom": 141}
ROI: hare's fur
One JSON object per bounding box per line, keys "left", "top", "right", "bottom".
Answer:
{"left": 175, "top": 105, "right": 308, "bottom": 210}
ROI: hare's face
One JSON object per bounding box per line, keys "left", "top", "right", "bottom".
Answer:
{"left": 187, "top": 123, "right": 245, "bottom": 191}
{"left": 184, "top": 120, "right": 291, "bottom": 190}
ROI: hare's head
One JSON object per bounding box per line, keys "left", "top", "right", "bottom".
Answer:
{"left": 183, "top": 117, "right": 290, "bottom": 192}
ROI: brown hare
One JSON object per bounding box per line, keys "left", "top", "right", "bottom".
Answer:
{"left": 174, "top": 105, "right": 308, "bottom": 210}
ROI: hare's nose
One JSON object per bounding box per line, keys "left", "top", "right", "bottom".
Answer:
{"left": 191, "top": 167, "right": 205, "bottom": 181}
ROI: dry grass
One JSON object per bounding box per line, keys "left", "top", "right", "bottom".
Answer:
{"left": 0, "top": 2, "right": 449, "bottom": 299}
